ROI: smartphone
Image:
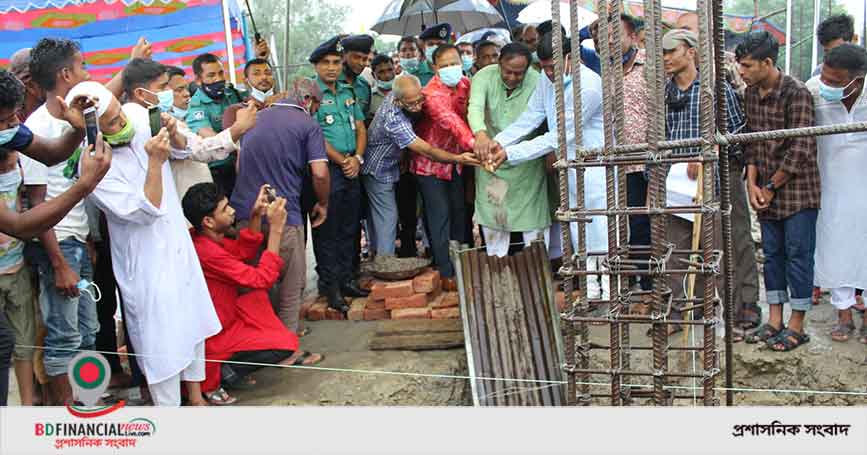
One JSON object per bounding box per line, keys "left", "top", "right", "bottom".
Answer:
{"left": 84, "top": 107, "right": 99, "bottom": 151}
{"left": 148, "top": 106, "right": 162, "bottom": 137}
{"left": 264, "top": 185, "right": 277, "bottom": 202}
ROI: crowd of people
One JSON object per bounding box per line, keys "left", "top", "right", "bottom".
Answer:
{"left": 0, "top": 8, "right": 865, "bottom": 407}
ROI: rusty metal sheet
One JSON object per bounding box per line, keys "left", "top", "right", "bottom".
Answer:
{"left": 451, "top": 241, "right": 566, "bottom": 406}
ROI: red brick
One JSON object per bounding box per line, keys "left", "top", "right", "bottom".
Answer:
{"left": 385, "top": 293, "right": 427, "bottom": 310}
{"left": 365, "top": 300, "right": 386, "bottom": 310}
{"left": 432, "top": 292, "right": 459, "bottom": 309}
{"left": 359, "top": 276, "right": 376, "bottom": 291}
{"left": 299, "top": 296, "right": 322, "bottom": 320}
{"left": 413, "top": 270, "right": 441, "bottom": 294}
{"left": 326, "top": 307, "right": 346, "bottom": 320}
{"left": 370, "top": 280, "right": 415, "bottom": 301}
{"left": 431, "top": 307, "right": 460, "bottom": 319}
{"left": 391, "top": 307, "right": 431, "bottom": 320}
{"left": 348, "top": 299, "right": 367, "bottom": 321}
{"left": 307, "top": 303, "right": 327, "bottom": 321}
{"left": 364, "top": 308, "right": 390, "bottom": 320}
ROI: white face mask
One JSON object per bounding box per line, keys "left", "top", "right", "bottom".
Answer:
{"left": 77, "top": 279, "right": 102, "bottom": 302}
{"left": 251, "top": 86, "right": 275, "bottom": 103}
{"left": 170, "top": 105, "right": 188, "bottom": 120}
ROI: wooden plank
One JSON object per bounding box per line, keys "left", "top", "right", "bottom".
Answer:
{"left": 369, "top": 332, "right": 465, "bottom": 351}
{"left": 373, "top": 319, "right": 462, "bottom": 336}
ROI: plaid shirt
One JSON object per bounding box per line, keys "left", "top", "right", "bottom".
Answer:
{"left": 743, "top": 73, "right": 820, "bottom": 220}
{"left": 361, "top": 93, "right": 417, "bottom": 184}
{"left": 666, "top": 76, "right": 746, "bottom": 155}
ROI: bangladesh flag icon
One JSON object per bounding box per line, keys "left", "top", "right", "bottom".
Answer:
{"left": 67, "top": 351, "right": 111, "bottom": 407}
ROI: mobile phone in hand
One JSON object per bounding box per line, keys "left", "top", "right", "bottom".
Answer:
{"left": 148, "top": 106, "right": 161, "bottom": 137}
{"left": 264, "top": 185, "right": 277, "bottom": 202}
{"left": 84, "top": 107, "right": 99, "bottom": 151}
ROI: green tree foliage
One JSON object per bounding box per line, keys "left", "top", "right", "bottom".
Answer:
{"left": 724, "top": 0, "right": 847, "bottom": 81}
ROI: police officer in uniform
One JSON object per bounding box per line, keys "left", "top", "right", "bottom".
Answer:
{"left": 186, "top": 53, "right": 246, "bottom": 196}
{"left": 310, "top": 36, "right": 369, "bottom": 313}
{"left": 410, "top": 22, "right": 451, "bottom": 87}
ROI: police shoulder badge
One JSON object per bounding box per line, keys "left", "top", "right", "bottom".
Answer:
{"left": 192, "top": 111, "right": 205, "bottom": 121}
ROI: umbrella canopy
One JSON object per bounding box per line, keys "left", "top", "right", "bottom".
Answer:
{"left": 517, "top": 0, "right": 597, "bottom": 36}
{"left": 373, "top": 0, "right": 504, "bottom": 36}
{"left": 399, "top": 0, "right": 461, "bottom": 17}
{"left": 455, "top": 27, "right": 510, "bottom": 44}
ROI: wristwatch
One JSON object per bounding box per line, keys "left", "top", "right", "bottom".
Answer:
{"left": 355, "top": 155, "right": 365, "bottom": 165}
{"left": 764, "top": 181, "right": 776, "bottom": 192}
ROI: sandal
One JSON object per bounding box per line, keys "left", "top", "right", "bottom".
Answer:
{"left": 731, "top": 326, "right": 746, "bottom": 343}
{"left": 298, "top": 326, "right": 312, "bottom": 337}
{"left": 745, "top": 323, "right": 783, "bottom": 344}
{"left": 203, "top": 387, "right": 237, "bottom": 406}
{"left": 830, "top": 322, "right": 856, "bottom": 342}
{"left": 737, "top": 304, "right": 762, "bottom": 331}
{"left": 768, "top": 328, "right": 810, "bottom": 352}
{"left": 285, "top": 351, "right": 325, "bottom": 366}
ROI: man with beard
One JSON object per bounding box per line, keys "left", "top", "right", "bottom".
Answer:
{"left": 362, "top": 74, "right": 478, "bottom": 257}
{"left": 340, "top": 35, "right": 375, "bottom": 120}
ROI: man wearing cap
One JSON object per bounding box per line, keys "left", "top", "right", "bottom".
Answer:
{"left": 309, "top": 36, "right": 369, "bottom": 313}
{"left": 410, "top": 23, "right": 451, "bottom": 87}
{"left": 340, "top": 35, "right": 375, "bottom": 119}
{"left": 661, "top": 28, "right": 747, "bottom": 334}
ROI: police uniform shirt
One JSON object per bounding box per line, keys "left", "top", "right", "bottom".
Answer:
{"left": 314, "top": 76, "right": 364, "bottom": 154}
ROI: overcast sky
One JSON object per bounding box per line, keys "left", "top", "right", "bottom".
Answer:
{"left": 340, "top": 0, "right": 866, "bottom": 37}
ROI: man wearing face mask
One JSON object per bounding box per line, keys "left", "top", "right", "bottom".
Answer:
{"left": 72, "top": 80, "right": 222, "bottom": 406}
{"left": 363, "top": 74, "right": 479, "bottom": 258}
{"left": 412, "top": 44, "right": 474, "bottom": 289}
{"left": 369, "top": 54, "right": 396, "bottom": 123}
{"left": 166, "top": 66, "right": 191, "bottom": 121}
{"left": 807, "top": 44, "right": 867, "bottom": 345}
{"left": 122, "top": 58, "right": 258, "bottom": 200}
{"left": 479, "top": 32, "right": 607, "bottom": 297}
{"left": 736, "top": 31, "right": 819, "bottom": 352}
{"left": 457, "top": 42, "right": 475, "bottom": 75}
{"left": 412, "top": 23, "right": 451, "bottom": 87}
{"left": 186, "top": 53, "right": 246, "bottom": 197}
{"left": 397, "top": 37, "right": 423, "bottom": 83}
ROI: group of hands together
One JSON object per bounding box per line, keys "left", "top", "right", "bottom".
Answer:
{"left": 450, "top": 134, "right": 511, "bottom": 172}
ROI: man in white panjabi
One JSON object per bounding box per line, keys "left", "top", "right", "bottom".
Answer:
{"left": 68, "top": 82, "right": 221, "bottom": 405}
{"left": 806, "top": 43, "right": 867, "bottom": 343}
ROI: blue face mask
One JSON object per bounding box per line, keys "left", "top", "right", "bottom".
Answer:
{"left": 170, "top": 105, "right": 188, "bottom": 120}
{"left": 400, "top": 58, "right": 420, "bottom": 73}
{"left": 819, "top": 77, "right": 861, "bottom": 102}
{"left": 0, "top": 167, "right": 21, "bottom": 194}
{"left": 77, "top": 279, "right": 102, "bottom": 302}
{"left": 0, "top": 125, "right": 19, "bottom": 145}
{"left": 439, "top": 65, "right": 463, "bottom": 87}
{"left": 377, "top": 79, "right": 394, "bottom": 91}
{"left": 142, "top": 88, "right": 175, "bottom": 112}
{"left": 461, "top": 55, "right": 474, "bottom": 72}
{"left": 425, "top": 46, "right": 437, "bottom": 63}
{"left": 250, "top": 86, "right": 274, "bottom": 103}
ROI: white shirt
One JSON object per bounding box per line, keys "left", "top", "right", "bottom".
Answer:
{"left": 807, "top": 76, "right": 867, "bottom": 290}
{"left": 88, "top": 103, "right": 221, "bottom": 384}
{"left": 494, "top": 66, "right": 608, "bottom": 253}
{"left": 21, "top": 105, "right": 89, "bottom": 243}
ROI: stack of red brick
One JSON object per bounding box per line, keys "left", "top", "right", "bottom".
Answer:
{"left": 300, "top": 269, "right": 461, "bottom": 321}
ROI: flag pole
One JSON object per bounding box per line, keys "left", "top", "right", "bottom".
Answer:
{"left": 221, "top": 0, "right": 238, "bottom": 85}
{"left": 785, "top": 0, "right": 792, "bottom": 74}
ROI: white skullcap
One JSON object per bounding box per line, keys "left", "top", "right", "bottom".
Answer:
{"left": 65, "top": 81, "right": 115, "bottom": 119}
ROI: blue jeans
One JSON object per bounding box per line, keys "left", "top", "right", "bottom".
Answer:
{"left": 25, "top": 239, "right": 98, "bottom": 377}
{"left": 362, "top": 174, "right": 398, "bottom": 256}
{"left": 760, "top": 209, "right": 817, "bottom": 312}
{"left": 416, "top": 169, "right": 466, "bottom": 278}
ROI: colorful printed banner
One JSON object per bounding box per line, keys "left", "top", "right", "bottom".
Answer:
{"left": 0, "top": 0, "right": 248, "bottom": 84}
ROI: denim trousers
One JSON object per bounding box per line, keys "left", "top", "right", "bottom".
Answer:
{"left": 362, "top": 174, "right": 399, "bottom": 257}
{"left": 25, "top": 239, "right": 98, "bottom": 377}
{"left": 760, "top": 209, "right": 818, "bottom": 312}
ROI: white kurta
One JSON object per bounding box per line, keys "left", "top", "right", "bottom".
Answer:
{"left": 89, "top": 103, "right": 222, "bottom": 384}
{"left": 495, "top": 65, "right": 608, "bottom": 253}
{"left": 807, "top": 77, "right": 867, "bottom": 290}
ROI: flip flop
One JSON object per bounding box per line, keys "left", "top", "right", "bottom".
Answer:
{"left": 830, "top": 322, "right": 856, "bottom": 343}
{"left": 203, "top": 387, "right": 237, "bottom": 406}
{"left": 291, "top": 351, "right": 325, "bottom": 366}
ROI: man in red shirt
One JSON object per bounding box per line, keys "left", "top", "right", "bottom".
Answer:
{"left": 411, "top": 44, "right": 475, "bottom": 289}
{"left": 183, "top": 183, "right": 323, "bottom": 405}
